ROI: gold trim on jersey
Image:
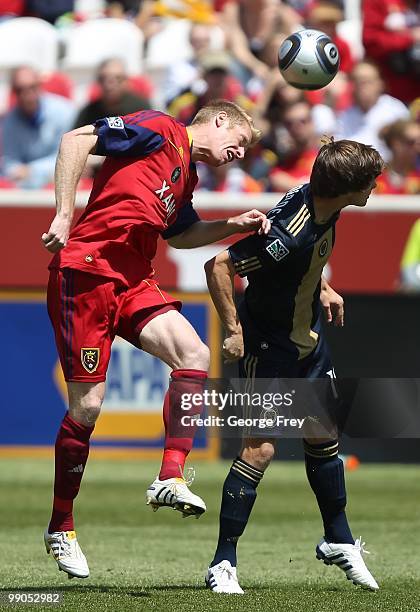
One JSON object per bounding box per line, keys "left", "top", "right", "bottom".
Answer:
{"left": 168, "top": 138, "right": 189, "bottom": 179}
{"left": 234, "top": 256, "right": 262, "bottom": 276}
{"left": 290, "top": 228, "right": 333, "bottom": 359}
{"left": 235, "top": 256, "right": 259, "bottom": 265}
{"left": 286, "top": 204, "right": 308, "bottom": 233}
{"left": 290, "top": 211, "right": 311, "bottom": 237}
{"left": 309, "top": 330, "right": 319, "bottom": 341}
{"left": 186, "top": 127, "right": 193, "bottom": 147}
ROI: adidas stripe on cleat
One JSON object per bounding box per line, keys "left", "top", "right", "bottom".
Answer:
{"left": 316, "top": 537, "right": 379, "bottom": 591}
{"left": 146, "top": 477, "right": 206, "bottom": 518}
{"left": 205, "top": 561, "right": 244, "bottom": 594}
{"left": 44, "top": 529, "right": 89, "bottom": 579}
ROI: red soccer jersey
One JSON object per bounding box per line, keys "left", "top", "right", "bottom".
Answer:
{"left": 50, "top": 110, "right": 200, "bottom": 287}
{"left": 270, "top": 148, "right": 318, "bottom": 183}
{"left": 375, "top": 168, "right": 420, "bottom": 195}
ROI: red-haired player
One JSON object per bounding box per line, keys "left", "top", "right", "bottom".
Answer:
{"left": 41, "top": 101, "right": 269, "bottom": 579}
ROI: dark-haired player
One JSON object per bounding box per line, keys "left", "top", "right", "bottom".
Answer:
{"left": 204, "top": 138, "right": 384, "bottom": 593}
{"left": 41, "top": 101, "right": 270, "bottom": 579}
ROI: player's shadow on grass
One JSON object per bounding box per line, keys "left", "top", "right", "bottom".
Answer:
{"left": 0, "top": 585, "right": 208, "bottom": 596}
{"left": 0, "top": 585, "right": 149, "bottom": 597}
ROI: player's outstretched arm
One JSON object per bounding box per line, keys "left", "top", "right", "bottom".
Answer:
{"left": 320, "top": 277, "right": 344, "bottom": 327}
{"left": 168, "top": 210, "right": 270, "bottom": 249}
{"left": 41, "top": 125, "right": 99, "bottom": 253}
{"left": 204, "top": 250, "right": 244, "bottom": 362}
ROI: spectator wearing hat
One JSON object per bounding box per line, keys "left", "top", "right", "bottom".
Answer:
{"left": 307, "top": 2, "right": 354, "bottom": 73}
{"left": 167, "top": 50, "right": 253, "bottom": 125}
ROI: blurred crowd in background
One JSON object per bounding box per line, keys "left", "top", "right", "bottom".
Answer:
{"left": 0, "top": 0, "right": 418, "bottom": 194}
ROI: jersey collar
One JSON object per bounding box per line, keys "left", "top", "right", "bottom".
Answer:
{"left": 305, "top": 184, "right": 340, "bottom": 227}
{"left": 186, "top": 126, "right": 193, "bottom": 149}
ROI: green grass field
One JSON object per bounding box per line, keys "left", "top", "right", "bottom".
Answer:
{"left": 0, "top": 458, "right": 419, "bottom": 612}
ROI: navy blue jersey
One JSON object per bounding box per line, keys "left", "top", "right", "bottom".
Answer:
{"left": 229, "top": 184, "right": 338, "bottom": 359}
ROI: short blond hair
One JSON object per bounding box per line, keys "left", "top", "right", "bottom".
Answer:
{"left": 191, "top": 99, "right": 261, "bottom": 146}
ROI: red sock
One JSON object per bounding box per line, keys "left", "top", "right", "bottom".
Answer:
{"left": 159, "top": 369, "right": 207, "bottom": 480}
{"left": 48, "top": 412, "right": 94, "bottom": 533}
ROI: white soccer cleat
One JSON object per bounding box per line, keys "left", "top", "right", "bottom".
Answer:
{"left": 316, "top": 536, "right": 379, "bottom": 591}
{"left": 205, "top": 560, "right": 244, "bottom": 594}
{"left": 44, "top": 530, "right": 89, "bottom": 579}
{"left": 146, "top": 477, "right": 206, "bottom": 518}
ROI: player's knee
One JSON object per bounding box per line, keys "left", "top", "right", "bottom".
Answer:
{"left": 180, "top": 341, "right": 210, "bottom": 371}
{"left": 68, "top": 391, "right": 104, "bottom": 426}
{"left": 242, "top": 441, "right": 275, "bottom": 471}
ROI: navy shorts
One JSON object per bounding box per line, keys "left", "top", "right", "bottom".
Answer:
{"left": 235, "top": 334, "right": 342, "bottom": 439}
{"left": 239, "top": 332, "right": 334, "bottom": 380}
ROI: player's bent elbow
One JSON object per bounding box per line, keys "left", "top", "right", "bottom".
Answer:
{"left": 59, "top": 130, "right": 74, "bottom": 149}
{"left": 205, "top": 251, "right": 233, "bottom": 283}
{"left": 60, "top": 125, "right": 98, "bottom": 155}
{"left": 204, "top": 257, "right": 216, "bottom": 277}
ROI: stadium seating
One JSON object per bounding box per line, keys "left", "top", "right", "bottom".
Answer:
{"left": 145, "top": 19, "right": 225, "bottom": 71}
{"left": 61, "top": 18, "right": 144, "bottom": 105}
{"left": 145, "top": 19, "right": 225, "bottom": 108}
{"left": 62, "top": 18, "right": 144, "bottom": 74}
{"left": 0, "top": 17, "right": 60, "bottom": 112}
{"left": 0, "top": 17, "right": 59, "bottom": 72}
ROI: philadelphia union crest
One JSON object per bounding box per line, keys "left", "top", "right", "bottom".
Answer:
{"left": 81, "top": 348, "right": 100, "bottom": 373}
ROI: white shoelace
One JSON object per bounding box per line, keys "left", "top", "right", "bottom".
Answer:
{"left": 51, "top": 533, "right": 73, "bottom": 559}
{"left": 355, "top": 537, "right": 371, "bottom": 556}
{"left": 216, "top": 565, "right": 236, "bottom": 584}
{"left": 176, "top": 464, "right": 195, "bottom": 487}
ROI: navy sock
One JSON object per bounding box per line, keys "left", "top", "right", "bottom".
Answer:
{"left": 304, "top": 440, "right": 354, "bottom": 545}
{"left": 211, "top": 457, "right": 264, "bottom": 567}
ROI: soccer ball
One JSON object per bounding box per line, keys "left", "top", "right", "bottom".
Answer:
{"left": 278, "top": 29, "right": 340, "bottom": 90}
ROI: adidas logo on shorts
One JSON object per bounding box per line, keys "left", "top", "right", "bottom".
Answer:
{"left": 68, "top": 464, "right": 84, "bottom": 473}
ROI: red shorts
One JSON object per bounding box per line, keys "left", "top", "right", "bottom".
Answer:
{"left": 47, "top": 268, "right": 181, "bottom": 382}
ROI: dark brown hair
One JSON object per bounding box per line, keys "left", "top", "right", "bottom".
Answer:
{"left": 191, "top": 99, "right": 261, "bottom": 146}
{"left": 310, "top": 137, "right": 385, "bottom": 198}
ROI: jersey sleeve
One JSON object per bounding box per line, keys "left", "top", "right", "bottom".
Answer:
{"left": 94, "top": 113, "right": 166, "bottom": 157}
{"left": 161, "top": 202, "right": 201, "bottom": 239}
{"left": 229, "top": 224, "right": 294, "bottom": 277}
